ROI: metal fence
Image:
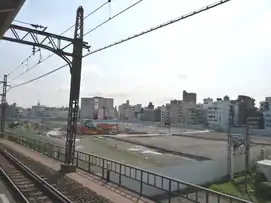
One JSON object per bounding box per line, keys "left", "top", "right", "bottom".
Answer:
{"left": 6, "top": 134, "right": 252, "bottom": 203}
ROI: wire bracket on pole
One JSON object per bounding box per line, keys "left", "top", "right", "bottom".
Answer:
{"left": 2, "top": 24, "right": 90, "bottom": 69}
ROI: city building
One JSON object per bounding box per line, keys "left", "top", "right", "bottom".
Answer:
{"left": 118, "top": 100, "right": 142, "bottom": 120}
{"left": 81, "top": 96, "right": 114, "bottom": 120}
{"left": 260, "top": 101, "right": 269, "bottom": 112}
{"left": 168, "top": 100, "right": 182, "bottom": 123}
{"left": 147, "top": 102, "right": 154, "bottom": 109}
{"left": 260, "top": 97, "right": 271, "bottom": 129}
{"left": 182, "top": 101, "right": 196, "bottom": 124}
{"left": 118, "top": 100, "right": 130, "bottom": 120}
{"left": 160, "top": 105, "right": 170, "bottom": 124}
{"left": 183, "top": 90, "right": 196, "bottom": 103}
{"left": 246, "top": 112, "right": 264, "bottom": 129}
{"left": 186, "top": 108, "right": 195, "bottom": 124}
{"left": 207, "top": 97, "right": 232, "bottom": 131}
{"left": 140, "top": 108, "right": 161, "bottom": 122}
{"left": 80, "top": 97, "right": 95, "bottom": 119}
{"left": 42, "top": 107, "right": 69, "bottom": 119}
{"left": 31, "top": 101, "right": 46, "bottom": 116}
{"left": 236, "top": 95, "right": 256, "bottom": 126}
{"left": 203, "top": 98, "right": 213, "bottom": 106}
{"left": 194, "top": 104, "right": 208, "bottom": 126}
{"left": 263, "top": 110, "right": 271, "bottom": 129}
{"left": 193, "top": 98, "right": 214, "bottom": 126}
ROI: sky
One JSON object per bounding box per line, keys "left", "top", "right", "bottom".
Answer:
{"left": 1, "top": 0, "right": 271, "bottom": 108}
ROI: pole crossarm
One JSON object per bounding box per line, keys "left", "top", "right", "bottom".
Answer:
{"left": 1, "top": 24, "right": 90, "bottom": 68}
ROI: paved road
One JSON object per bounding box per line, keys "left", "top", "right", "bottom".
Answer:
{"left": 0, "top": 179, "right": 16, "bottom": 203}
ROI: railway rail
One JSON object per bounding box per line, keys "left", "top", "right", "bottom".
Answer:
{"left": 0, "top": 148, "right": 73, "bottom": 203}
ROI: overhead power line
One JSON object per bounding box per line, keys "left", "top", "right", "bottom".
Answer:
{"left": 8, "top": 0, "right": 143, "bottom": 83}
{"left": 83, "top": 0, "right": 143, "bottom": 36}
{"left": 84, "top": 0, "right": 232, "bottom": 57}
{"left": 7, "top": 0, "right": 110, "bottom": 77}
{"left": 10, "top": 0, "right": 232, "bottom": 89}
{"left": 11, "top": 64, "right": 67, "bottom": 88}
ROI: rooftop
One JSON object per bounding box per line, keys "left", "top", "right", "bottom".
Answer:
{"left": 0, "top": 0, "right": 25, "bottom": 37}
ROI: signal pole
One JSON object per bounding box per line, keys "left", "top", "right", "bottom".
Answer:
{"left": 0, "top": 75, "right": 8, "bottom": 136}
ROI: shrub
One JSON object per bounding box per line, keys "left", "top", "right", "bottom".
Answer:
{"left": 255, "top": 182, "right": 271, "bottom": 200}
{"left": 254, "top": 172, "right": 267, "bottom": 186}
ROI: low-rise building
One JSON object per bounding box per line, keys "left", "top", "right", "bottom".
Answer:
{"left": 140, "top": 108, "right": 161, "bottom": 122}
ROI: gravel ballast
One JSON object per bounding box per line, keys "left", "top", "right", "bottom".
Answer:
{"left": 1, "top": 144, "right": 112, "bottom": 203}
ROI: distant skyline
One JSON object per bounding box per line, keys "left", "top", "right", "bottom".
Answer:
{"left": 9, "top": 93, "right": 264, "bottom": 109}
{"left": 1, "top": 0, "right": 271, "bottom": 108}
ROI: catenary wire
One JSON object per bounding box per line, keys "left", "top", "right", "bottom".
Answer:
{"left": 9, "top": 0, "right": 143, "bottom": 82}
{"left": 83, "top": 0, "right": 143, "bottom": 36}
{"left": 7, "top": 1, "right": 110, "bottom": 78}
{"left": 10, "top": 0, "right": 232, "bottom": 89}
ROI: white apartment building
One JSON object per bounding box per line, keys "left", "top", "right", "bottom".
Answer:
{"left": 160, "top": 105, "right": 169, "bottom": 124}
{"left": 125, "top": 106, "right": 137, "bottom": 120}
{"left": 207, "top": 98, "right": 232, "bottom": 131}
{"left": 94, "top": 97, "right": 114, "bottom": 110}
{"left": 81, "top": 97, "right": 114, "bottom": 119}
{"left": 80, "top": 97, "right": 95, "bottom": 119}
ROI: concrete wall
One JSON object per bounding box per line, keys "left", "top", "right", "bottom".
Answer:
{"left": 9, "top": 134, "right": 270, "bottom": 198}
{"left": 75, "top": 146, "right": 269, "bottom": 197}
{"left": 232, "top": 127, "right": 271, "bottom": 137}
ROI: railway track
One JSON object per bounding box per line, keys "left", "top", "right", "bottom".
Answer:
{"left": 0, "top": 148, "right": 73, "bottom": 203}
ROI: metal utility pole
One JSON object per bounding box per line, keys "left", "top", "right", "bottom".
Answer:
{"left": 0, "top": 75, "right": 7, "bottom": 136}
{"left": 62, "top": 6, "right": 85, "bottom": 172}
{"left": 244, "top": 125, "right": 250, "bottom": 192}
{"left": 2, "top": 6, "right": 89, "bottom": 172}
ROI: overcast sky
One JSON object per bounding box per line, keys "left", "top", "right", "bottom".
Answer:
{"left": 1, "top": 0, "right": 271, "bottom": 108}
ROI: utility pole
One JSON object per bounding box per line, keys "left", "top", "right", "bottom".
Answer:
{"left": 2, "top": 6, "right": 89, "bottom": 172}
{"left": 244, "top": 125, "right": 250, "bottom": 192}
{"left": 61, "top": 6, "right": 84, "bottom": 173}
{"left": 227, "top": 105, "right": 234, "bottom": 180}
{"left": 0, "top": 75, "right": 7, "bottom": 137}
